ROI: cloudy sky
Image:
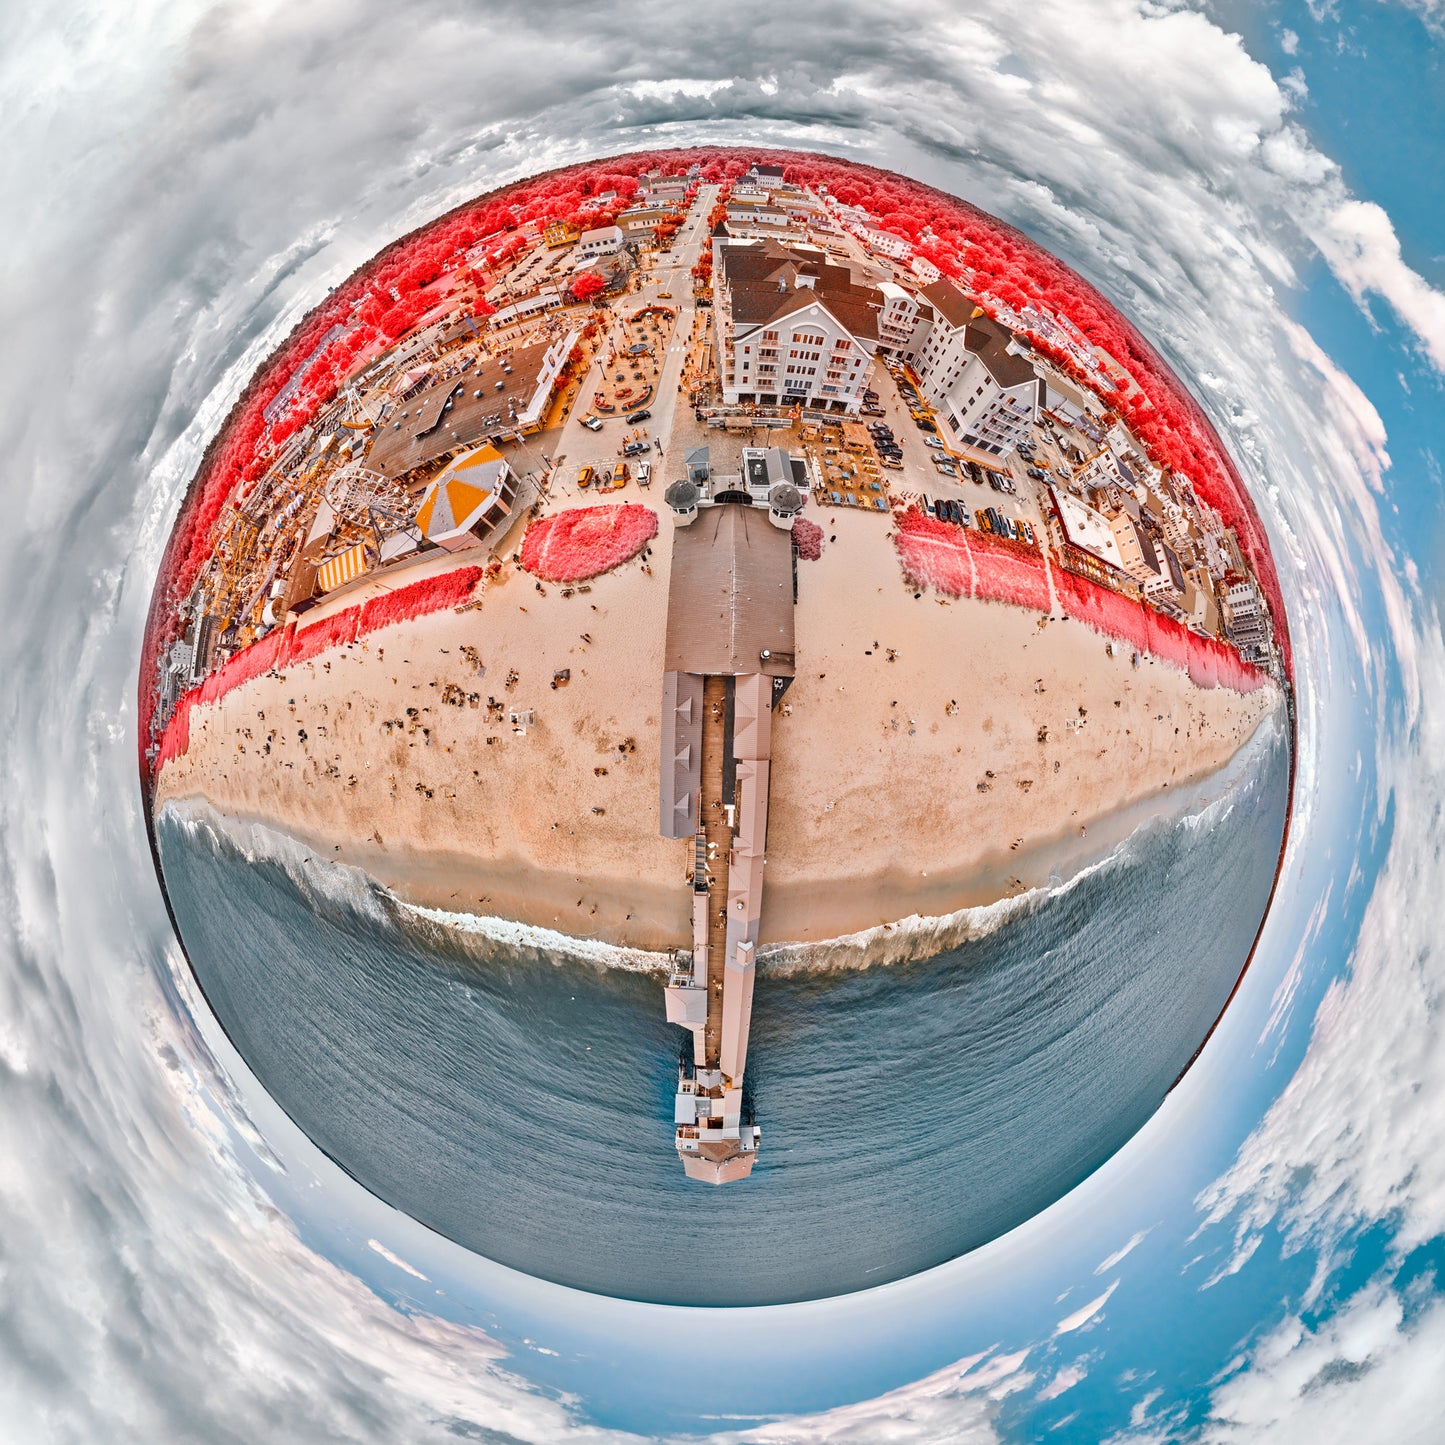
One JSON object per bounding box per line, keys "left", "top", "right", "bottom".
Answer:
{"left": 2, "top": 0, "right": 1443, "bottom": 1440}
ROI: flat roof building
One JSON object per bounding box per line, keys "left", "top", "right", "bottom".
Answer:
{"left": 663, "top": 504, "right": 796, "bottom": 678}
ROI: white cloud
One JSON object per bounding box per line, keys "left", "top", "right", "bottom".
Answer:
{"left": 1192, "top": 1285, "right": 1445, "bottom": 1445}
{"left": 1056, "top": 1281, "right": 1119, "bottom": 1335}
{"left": 368, "top": 1238, "right": 430, "bottom": 1282}
{"left": 1096, "top": 1230, "right": 1150, "bottom": 1275}
{"left": 1308, "top": 199, "right": 1445, "bottom": 371}
{"left": 1037, "top": 1361, "right": 1088, "bottom": 1401}
{"left": 711, "top": 1350, "right": 1014, "bottom": 1444}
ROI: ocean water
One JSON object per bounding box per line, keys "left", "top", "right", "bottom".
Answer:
{"left": 155, "top": 719, "right": 1290, "bottom": 1306}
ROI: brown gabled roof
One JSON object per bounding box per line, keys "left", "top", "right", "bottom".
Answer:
{"left": 721, "top": 241, "right": 882, "bottom": 342}
{"left": 921, "top": 278, "right": 981, "bottom": 330}
{"left": 961, "top": 316, "right": 1038, "bottom": 389}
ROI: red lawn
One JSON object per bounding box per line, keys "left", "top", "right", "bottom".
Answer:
{"left": 519, "top": 505, "right": 658, "bottom": 583}
{"left": 895, "top": 511, "right": 1265, "bottom": 692}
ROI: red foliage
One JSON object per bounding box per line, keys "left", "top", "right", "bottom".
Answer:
{"left": 284, "top": 606, "right": 360, "bottom": 666}
{"left": 519, "top": 504, "right": 658, "bottom": 583}
{"left": 894, "top": 511, "right": 1049, "bottom": 611}
{"left": 1052, "top": 570, "right": 1265, "bottom": 693}
{"left": 357, "top": 566, "right": 483, "bottom": 635}
{"left": 156, "top": 694, "right": 191, "bottom": 769}
{"left": 569, "top": 271, "right": 606, "bottom": 303}
{"left": 792, "top": 517, "right": 824, "bottom": 561}
{"left": 892, "top": 512, "right": 1264, "bottom": 691}
{"left": 152, "top": 567, "right": 483, "bottom": 774}
{"left": 197, "top": 630, "right": 283, "bottom": 703}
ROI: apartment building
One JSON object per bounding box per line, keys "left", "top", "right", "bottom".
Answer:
{"left": 714, "top": 239, "right": 882, "bottom": 412}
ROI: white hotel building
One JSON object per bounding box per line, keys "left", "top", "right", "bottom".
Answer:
{"left": 713, "top": 239, "right": 882, "bottom": 413}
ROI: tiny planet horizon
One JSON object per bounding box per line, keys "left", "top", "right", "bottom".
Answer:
{"left": 139, "top": 145, "right": 1293, "bottom": 1303}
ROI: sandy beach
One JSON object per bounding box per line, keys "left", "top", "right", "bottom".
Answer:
{"left": 154, "top": 477, "right": 1280, "bottom": 952}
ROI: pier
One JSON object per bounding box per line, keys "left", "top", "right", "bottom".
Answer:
{"left": 659, "top": 481, "right": 797, "bottom": 1182}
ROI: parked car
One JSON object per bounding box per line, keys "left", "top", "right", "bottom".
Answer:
{"left": 958, "top": 507, "right": 973, "bottom": 527}
{"left": 1020, "top": 519, "right": 1035, "bottom": 544}
{"left": 637, "top": 461, "right": 652, "bottom": 486}
{"left": 576, "top": 465, "right": 595, "bottom": 486}
{"left": 915, "top": 418, "right": 937, "bottom": 433}
{"left": 626, "top": 409, "right": 652, "bottom": 425}
{"left": 922, "top": 494, "right": 935, "bottom": 515}
{"left": 881, "top": 457, "right": 904, "bottom": 469}
{"left": 581, "top": 415, "right": 604, "bottom": 432}
{"left": 924, "top": 437, "right": 945, "bottom": 450}
{"left": 1027, "top": 467, "right": 1048, "bottom": 481}
{"left": 978, "top": 511, "right": 994, "bottom": 533}
{"left": 612, "top": 462, "right": 630, "bottom": 485}
{"left": 862, "top": 389, "right": 879, "bottom": 401}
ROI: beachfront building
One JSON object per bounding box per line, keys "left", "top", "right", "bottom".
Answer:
{"left": 724, "top": 196, "right": 793, "bottom": 238}
{"left": 916, "top": 304, "right": 1043, "bottom": 457}
{"left": 875, "top": 281, "right": 932, "bottom": 356}
{"left": 859, "top": 226, "right": 913, "bottom": 262}
{"left": 618, "top": 204, "right": 679, "bottom": 241}
{"left": 746, "top": 162, "right": 786, "bottom": 186}
{"left": 1037, "top": 364, "right": 1097, "bottom": 428}
{"left": 1049, "top": 484, "right": 1132, "bottom": 588}
{"left": 366, "top": 329, "right": 580, "bottom": 482}
{"left": 1221, "top": 580, "right": 1272, "bottom": 664}
{"left": 713, "top": 237, "right": 882, "bottom": 412}
{"left": 574, "top": 225, "right": 625, "bottom": 263}
{"left": 415, "top": 444, "right": 516, "bottom": 552}
{"left": 542, "top": 219, "right": 579, "bottom": 248}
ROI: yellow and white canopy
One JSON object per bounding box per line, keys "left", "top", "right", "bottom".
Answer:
{"left": 416, "top": 445, "right": 511, "bottom": 548}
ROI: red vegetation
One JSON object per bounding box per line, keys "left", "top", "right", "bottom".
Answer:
{"left": 893, "top": 511, "right": 1265, "bottom": 693}
{"left": 1052, "top": 569, "right": 1265, "bottom": 693}
{"left": 569, "top": 271, "right": 606, "bottom": 302}
{"left": 895, "top": 511, "right": 1050, "bottom": 612}
{"left": 519, "top": 504, "right": 658, "bottom": 583}
{"left": 285, "top": 607, "right": 359, "bottom": 666}
{"left": 792, "top": 517, "right": 824, "bottom": 561}
{"left": 357, "top": 566, "right": 483, "bottom": 634}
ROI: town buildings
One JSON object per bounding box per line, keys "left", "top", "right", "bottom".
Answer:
{"left": 574, "top": 225, "right": 625, "bottom": 263}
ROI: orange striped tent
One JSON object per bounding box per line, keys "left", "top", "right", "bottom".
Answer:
{"left": 415, "top": 444, "right": 514, "bottom": 552}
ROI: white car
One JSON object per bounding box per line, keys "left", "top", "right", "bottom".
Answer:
{"left": 924, "top": 437, "right": 945, "bottom": 450}
{"left": 637, "top": 461, "right": 652, "bottom": 486}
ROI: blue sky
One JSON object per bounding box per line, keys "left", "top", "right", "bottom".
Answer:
{"left": 1, "top": 1, "right": 1443, "bottom": 1441}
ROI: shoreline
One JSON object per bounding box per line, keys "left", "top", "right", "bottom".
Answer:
{"left": 158, "top": 703, "right": 1285, "bottom": 968}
